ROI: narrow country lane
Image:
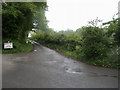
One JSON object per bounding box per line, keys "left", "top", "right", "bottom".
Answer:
{"left": 2, "top": 43, "right": 118, "bottom": 88}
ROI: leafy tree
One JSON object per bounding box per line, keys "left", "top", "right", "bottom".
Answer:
{"left": 88, "top": 17, "right": 102, "bottom": 27}
{"left": 103, "top": 18, "right": 120, "bottom": 46}
{"left": 80, "top": 26, "right": 109, "bottom": 61}
{"left": 30, "top": 16, "right": 119, "bottom": 68}
{"left": 33, "top": 2, "right": 48, "bottom": 31}
{"left": 2, "top": 2, "right": 48, "bottom": 43}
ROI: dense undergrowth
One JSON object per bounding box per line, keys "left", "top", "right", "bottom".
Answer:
{"left": 30, "top": 18, "right": 120, "bottom": 69}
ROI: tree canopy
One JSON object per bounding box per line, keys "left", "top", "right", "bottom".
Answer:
{"left": 2, "top": 2, "right": 48, "bottom": 43}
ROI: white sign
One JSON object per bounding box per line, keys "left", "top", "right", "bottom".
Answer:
{"left": 4, "top": 43, "right": 13, "bottom": 49}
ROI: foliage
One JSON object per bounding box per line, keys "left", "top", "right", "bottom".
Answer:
{"left": 2, "top": 2, "right": 48, "bottom": 53}
{"left": 30, "top": 17, "right": 120, "bottom": 69}
{"left": 80, "top": 26, "right": 109, "bottom": 61}
{"left": 2, "top": 2, "right": 48, "bottom": 43}
{"left": 103, "top": 18, "right": 120, "bottom": 45}
{"left": 88, "top": 17, "right": 102, "bottom": 27}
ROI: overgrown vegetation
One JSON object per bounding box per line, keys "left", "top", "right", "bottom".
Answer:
{"left": 2, "top": 2, "right": 48, "bottom": 53}
{"left": 1, "top": 2, "right": 119, "bottom": 69}
{"left": 30, "top": 18, "right": 120, "bottom": 69}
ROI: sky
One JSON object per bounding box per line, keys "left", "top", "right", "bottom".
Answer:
{"left": 46, "top": 0, "right": 120, "bottom": 31}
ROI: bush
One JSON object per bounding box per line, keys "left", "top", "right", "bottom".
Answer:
{"left": 30, "top": 25, "right": 119, "bottom": 68}
{"left": 80, "top": 26, "right": 109, "bottom": 61}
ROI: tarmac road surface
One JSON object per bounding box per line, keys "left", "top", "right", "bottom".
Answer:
{"left": 2, "top": 43, "right": 118, "bottom": 88}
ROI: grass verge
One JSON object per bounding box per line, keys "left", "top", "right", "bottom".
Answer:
{"left": 1, "top": 40, "right": 33, "bottom": 54}
{"left": 2, "top": 43, "right": 33, "bottom": 54}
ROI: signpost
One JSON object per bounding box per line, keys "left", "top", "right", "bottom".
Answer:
{"left": 4, "top": 43, "right": 13, "bottom": 49}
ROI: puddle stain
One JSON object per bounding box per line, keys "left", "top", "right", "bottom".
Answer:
{"left": 66, "top": 69, "right": 83, "bottom": 74}
{"left": 87, "top": 73, "right": 118, "bottom": 78}
{"left": 45, "top": 60, "right": 57, "bottom": 64}
{"left": 34, "top": 50, "right": 37, "bottom": 52}
{"left": 65, "top": 67, "right": 83, "bottom": 74}
{"left": 84, "top": 72, "right": 118, "bottom": 78}
{"left": 65, "top": 68, "right": 118, "bottom": 78}
{"left": 111, "top": 76, "right": 118, "bottom": 78}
